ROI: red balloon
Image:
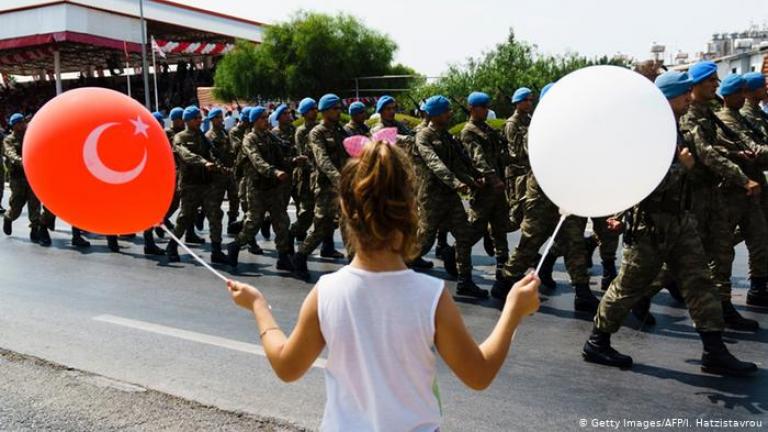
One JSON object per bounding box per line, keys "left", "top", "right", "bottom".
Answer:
{"left": 23, "top": 88, "right": 175, "bottom": 235}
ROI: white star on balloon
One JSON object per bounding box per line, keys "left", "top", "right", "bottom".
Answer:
{"left": 130, "top": 116, "right": 149, "bottom": 138}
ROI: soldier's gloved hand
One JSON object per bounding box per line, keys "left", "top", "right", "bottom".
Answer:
{"left": 678, "top": 148, "right": 695, "bottom": 170}
{"left": 457, "top": 183, "right": 471, "bottom": 195}
{"left": 293, "top": 155, "right": 308, "bottom": 167}
{"left": 275, "top": 170, "right": 289, "bottom": 182}
{"left": 204, "top": 162, "right": 216, "bottom": 172}
{"left": 606, "top": 218, "right": 624, "bottom": 233}
{"left": 745, "top": 179, "right": 761, "bottom": 197}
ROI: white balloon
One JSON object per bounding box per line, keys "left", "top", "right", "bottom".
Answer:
{"left": 528, "top": 65, "right": 677, "bottom": 218}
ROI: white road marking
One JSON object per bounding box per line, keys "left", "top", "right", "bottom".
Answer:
{"left": 93, "top": 314, "right": 326, "bottom": 368}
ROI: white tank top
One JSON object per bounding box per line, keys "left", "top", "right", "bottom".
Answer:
{"left": 317, "top": 265, "right": 444, "bottom": 432}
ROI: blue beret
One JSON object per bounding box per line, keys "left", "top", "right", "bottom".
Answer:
{"left": 654, "top": 71, "right": 693, "bottom": 99}
{"left": 169, "top": 107, "right": 184, "bottom": 121}
{"left": 467, "top": 91, "right": 491, "bottom": 107}
{"left": 240, "top": 106, "right": 252, "bottom": 121}
{"left": 689, "top": 61, "right": 718, "bottom": 84}
{"left": 182, "top": 105, "right": 201, "bottom": 122}
{"left": 8, "top": 113, "right": 24, "bottom": 126}
{"left": 512, "top": 87, "right": 532, "bottom": 104}
{"left": 152, "top": 111, "right": 165, "bottom": 125}
{"left": 249, "top": 106, "right": 267, "bottom": 123}
{"left": 743, "top": 72, "right": 766, "bottom": 91}
{"left": 540, "top": 83, "right": 555, "bottom": 100}
{"left": 318, "top": 94, "right": 341, "bottom": 111}
{"left": 273, "top": 104, "right": 289, "bottom": 121}
{"left": 423, "top": 95, "right": 451, "bottom": 117}
{"left": 376, "top": 95, "right": 395, "bottom": 113}
{"left": 348, "top": 101, "right": 366, "bottom": 115}
{"left": 207, "top": 107, "right": 223, "bottom": 120}
{"left": 718, "top": 74, "right": 745, "bottom": 97}
{"left": 298, "top": 98, "right": 317, "bottom": 115}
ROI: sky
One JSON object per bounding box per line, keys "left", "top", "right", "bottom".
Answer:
{"left": 183, "top": 0, "right": 768, "bottom": 76}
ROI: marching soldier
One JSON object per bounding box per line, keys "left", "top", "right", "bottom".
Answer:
{"left": 165, "top": 106, "right": 229, "bottom": 265}
{"left": 344, "top": 102, "right": 370, "bottom": 136}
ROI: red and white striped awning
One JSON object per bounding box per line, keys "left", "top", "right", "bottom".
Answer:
{"left": 0, "top": 46, "right": 55, "bottom": 65}
{"left": 154, "top": 40, "right": 234, "bottom": 56}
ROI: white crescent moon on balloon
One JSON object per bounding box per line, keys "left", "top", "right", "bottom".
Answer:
{"left": 82, "top": 122, "right": 147, "bottom": 185}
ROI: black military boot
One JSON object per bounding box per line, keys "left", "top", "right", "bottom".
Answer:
{"left": 37, "top": 225, "right": 51, "bottom": 247}
{"left": 210, "top": 242, "right": 229, "bottom": 264}
{"left": 747, "top": 277, "right": 768, "bottom": 307}
{"left": 3, "top": 217, "right": 11, "bottom": 235}
{"left": 166, "top": 240, "right": 180, "bottom": 263}
{"left": 143, "top": 230, "right": 164, "bottom": 256}
{"left": 482, "top": 229, "right": 495, "bottom": 257}
{"left": 456, "top": 275, "right": 489, "bottom": 299}
{"left": 408, "top": 256, "right": 434, "bottom": 270}
{"left": 495, "top": 253, "right": 509, "bottom": 280}
{"left": 722, "top": 300, "right": 759, "bottom": 331}
{"left": 600, "top": 260, "right": 617, "bottom": 291}
{"left": 320, "top": 235, "right": 344, "bottom": 259}
{"left": 276, "top": 252, "right": 294, "bottom": 271}
{"left": 435, "top": 230, "right": 450, "bottom": 260}
{"left": 442, "top": 245, "right": 458, "bottom": 278}
{"left": 699, "top": 331, "right": 758, "bottom": 376}
{"left": 491, "top": 273, "right": 520, "bottom": 301}
{"left": 584, "top": 235, "right": 598, "bottom": 269}
{"left": 227, "top": 220, "right": 243, "bottom": 236}
{"left": 291, "top": 252, "right": 310, "bottom": 281}
{"left": 631, "top": 296, "right": 656, "bottom": 326}
{"left": 185, "top": 229, "right": 206, "bottom": 245}
{"left": 195, "top": 208, "right": 205, "bottom": 231}
{"left": 155, "top": 226, "right": 165, "bottom": 239}
{"left": 71, "top": 228, "right": 91, "bottom": 249}
{"left": 29, "top": 224, "right": 39, "bottom": 243}
{"left": 538, "top": 253, "right": 557, "bottom": 290}
{"left": 666, "top": 280, "right": 685, "bottom": 304}
{"left": 574, "top": 283, "right": 600, "bottom": 314}
{"left": 260, "top": 216, "right": 271, "bottom": 240}
{"left": 248, "top": 238, "right": 264, "bottom": 255}
{"left": 107, "top": 235, "right": 119, "bottom": 252}
{"left": 582, "top": 327, "right": 633, "bottom": 368}
{"left": 226, "top": 242, "right": 240, "bottom": 268}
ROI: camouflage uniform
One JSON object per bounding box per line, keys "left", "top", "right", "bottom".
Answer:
{"left": 233, "top": 129, "right": 292, "bottom": 253}
{"left": 681, "top": 102, "right": 768, "bottom": 300}
{"left": 271, "top": 122, "right": 298, "bottom": 209}
{"left": 297, "top": 121, "right": 349, "bottom": 255}
{"left": 343, "top": 120, "right": 371, "bottom": 137}
{"left": 164, "top": 125, "right": 184, "bottom": 221}
{"left": 171, "top": 126, "right": 225, "bottom": 243}
{"left": 229, "top": 121, "right": 250, "bottom": 215}
{"left": 741, "top": 99, "right": 768, "bottom": 139}
{"left": 500, "top": 175, "right": 591, "bottom": 286}
{"left": 206, "top": 124, "right": 238, "bottom": 224}
{"left": 2, "top": 131, "right": 40, "bottom": 225}
{"left": 504, "top": 110, "right": 531, "bottom": 231}
{"left": 415, "top": 124, "right": 478, "bottom": 278}
{"left": 290, "top": 119, "right": 318, "bottom": 239}
{"left": 460, "top": 118, "right": 511, "bottom": 261}
{"left": 590, "top": 217, "right": 620, "bottom": 264}
{"left": 596, "top": 130, "right": 725, "bottom": 333}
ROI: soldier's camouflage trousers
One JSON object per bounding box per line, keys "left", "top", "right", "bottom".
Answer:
{"left": 596, "top": 212, "right": 724, "bottom": 333}
{"left": 235, "top": 178, "right": 291, "bottom": 254}
{"left": 4, "top": 177, "right": 40, "bottom": 225}
{"left": 417, "top": 191, "right": 473, "bottom": 277}
{"left": 507, "top": 174, "right": 527, "bottom": 232}
{"left": 290, "top": 169, "right": 315, "bottom": 239}
{"left": 172, "top": 183, "right": 225, "bottom": 243}
{"left": 298, "top": 184, "right": 342, "bottom": 255}
{"left": 468, "top": 187, "right": 510, "bottom": 260}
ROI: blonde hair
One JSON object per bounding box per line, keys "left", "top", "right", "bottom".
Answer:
{"left": 340, "top": 140, "right": 419, "bottom": 261}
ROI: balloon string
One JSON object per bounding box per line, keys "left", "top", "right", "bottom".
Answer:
{"left": 157, "top": 223, "right": 229, "bottom": 283}
{"left": 535, "top": 214, "right": 567, "bottom": 276}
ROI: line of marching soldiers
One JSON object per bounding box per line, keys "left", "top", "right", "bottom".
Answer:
{"left": 2, "top": 61, "right": 765, "bottom": 376}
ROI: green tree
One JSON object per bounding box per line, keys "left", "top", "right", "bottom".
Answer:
{"left": 214, "top": 11, "right": 408, "bottom": 101}
{"left": 409, "top": 30, "right": 633, "bottom": 122}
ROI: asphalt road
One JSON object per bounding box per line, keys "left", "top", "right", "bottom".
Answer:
{"left": 0, "top": 196, "right": 765, "bottom": 431}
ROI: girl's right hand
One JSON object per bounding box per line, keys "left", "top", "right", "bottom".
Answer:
{"left": 227, "top": 280, "right": 268, "bottom": 311}
{"left": 506, "top": 273, "right": 540, "bottom": 317}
